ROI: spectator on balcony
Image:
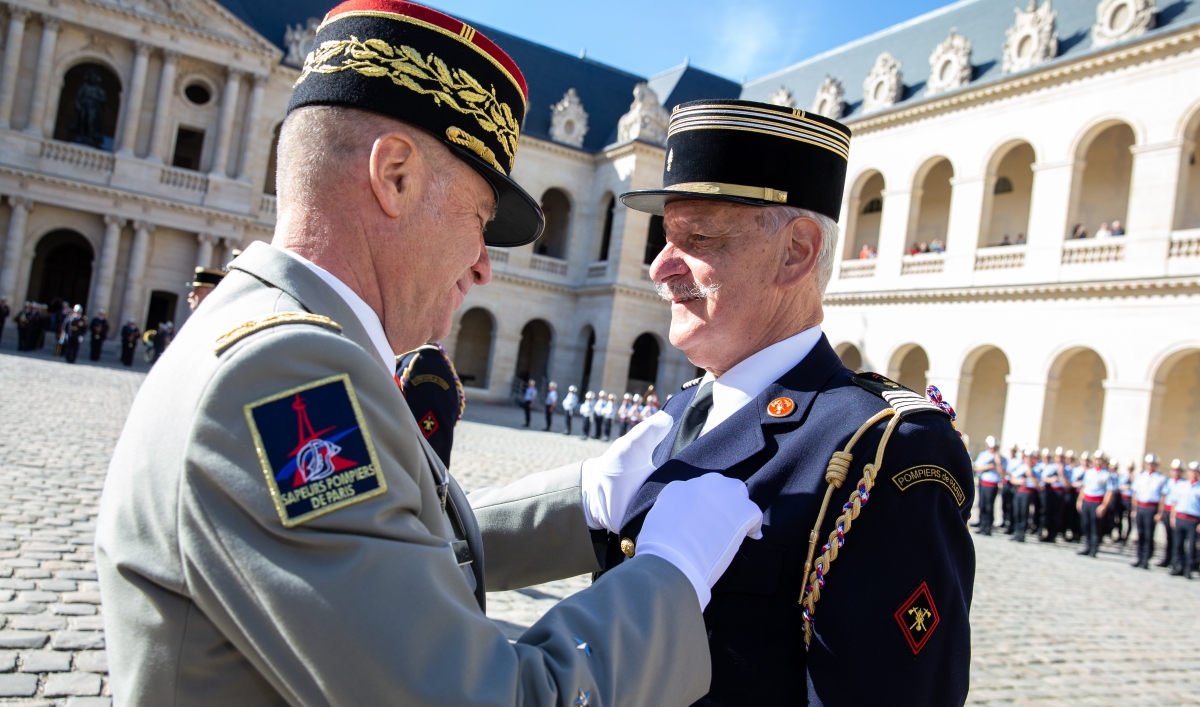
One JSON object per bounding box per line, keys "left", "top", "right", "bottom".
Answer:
{"left": 1111, "top": 220, "right": 1125, "bottom": 236}
{"left": 1096, "top": 222, "right": 1113, "bottom": 239}
{"left": 908, "top": 242, "right": 920, "bottom": 255}
{"left": 869, "top": 245, "right": 878, "bottom": 258}
{"left": 1071, "top": 224, "right": 1088, "bottom": 239}
{"left": 1015, "top": 233, "right": 1026, "bottom": 245}
{"left": 918, "top": 242, "right": 930, "bottom": 253}
{"left": 1000, "top": 234, "right": 1012, "bottom": 246}
{"left": 858, "top": 244, "right": 872, "bottom": 260}
{"left": 930, "top": 239, "right": 945, "bottom": 253}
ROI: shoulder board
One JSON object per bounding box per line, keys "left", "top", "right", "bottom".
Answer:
{"left": 215, "top": 312, "right": 342, "bottom": 355}
{"left": 850, "top": 371, "right": 947, "bottom": 420}
{"left": 681, "top": 377, "right": 704, "bottom": 391}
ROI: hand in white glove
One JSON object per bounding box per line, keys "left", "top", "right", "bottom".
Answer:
{"left": 635, "top": 473, "right": 764, "bottom": 611}
{"left": 580, "top": 410, "right": 675, "bottom": 532}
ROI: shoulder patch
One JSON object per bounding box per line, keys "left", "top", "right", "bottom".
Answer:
{"left": 244, "top": 374, "right": 385, "bottom": 527}
{"left": 215, "top": 312, "right": 342, "bottom": 355}
{"left": 892, "top": 465, "right": 965, "bottom": 507}
{"left": 894, "top": 581, "right": 940, "bottom": 656}
{"left": 681, "top": 376, "right": 704, "bottom": 391}
{"left": 850, "top": 372, "right": 946, "bottom": 419}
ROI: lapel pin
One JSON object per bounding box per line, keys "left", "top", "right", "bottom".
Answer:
{"left": 767, "top": 397, "right": 795, "bottom": 417}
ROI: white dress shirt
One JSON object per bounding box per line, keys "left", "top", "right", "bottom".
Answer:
{"left": 697, "top": 326, "right": 823, "bottom": 437}
{"left": 276, "top": 246, "right": 395, "bottom": 370}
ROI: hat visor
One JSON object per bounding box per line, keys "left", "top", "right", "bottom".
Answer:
{"left": 620, "top": 189, "right": 780, "bottom": 217}
{"left": 446, "top": 144, "right": 545, "bottom": 247}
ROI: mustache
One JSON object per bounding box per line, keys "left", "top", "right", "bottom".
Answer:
{"left": 654, "top": 279, "right": 722, "bottom": 303}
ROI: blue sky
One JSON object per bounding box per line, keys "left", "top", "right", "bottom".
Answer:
{"left": 427, "top": 0, "right": 956, "bottom": 81}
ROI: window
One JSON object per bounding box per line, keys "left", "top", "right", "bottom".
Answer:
{"left": 184, "top": 83, "right": 212, "bottom": 106}
{"left": 598, "top": 195, "right": 615, "bottom": 261}
{"left": 644, "top": 215, "right": 665, "bottom": 265}
{"left": 862, "top": 197, "right": 883, "bottom": 214}
{"left": 994, "top": 176, "right": 1014, "bottom": 194}
{"left": 172, "top": 128, "right": 205, "bottom": 171}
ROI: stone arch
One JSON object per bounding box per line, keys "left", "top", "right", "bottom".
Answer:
{"left": 535, "top": 188, "right": 571, "bottom": 259}
{"left": 1176, "top": 104, "right": 1200, "bottom": 230}
{"left": 453, "top": 307, "right": 495, "bottom": 389}
{"left": 515, "top": 318, "right": 555, "bottom": 392}
{"left": 888, "top": 343, "right": 929, "bottom": 393}
{"left": 576, "top": 325, "right": 597, "bottom": 392}
{"left": 597, "top": 192, "right": 616, "bottom": 262}
{"left": 958, "top": 345, "right": 1010, "bottom": 457}
{"left": 834, "top": 341, "right": 864, "bottom": 371}
{"left": 1145, "top": 346, "right": 1200, "bottom": 465}
{"left": 263, "top": 122, "right": 282, "bottom": 196}
{"left": 842, "top": 169, "right": 885, "bottom": 260}
{"left": 25, "top": 229, "right": 95, "bottom": 311}
{"left": 52, "top": 61, "right": 122, "bottom": 151}
{"left": 906, "top": 156, "right": 954, "bottom": 253}
{"left": 979, "top": 140, "right": 1036, "bottom": 247}
{"left": 1068, "top": 119, "right": 1138, "bottom": 238}
{"left": 627, "top": 332, "right": 661, "bottom": 395}
{"left": 1040, "top": 347, "right": 1107, "bottom": 454}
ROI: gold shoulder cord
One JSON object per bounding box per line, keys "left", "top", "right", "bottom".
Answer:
{"left": 214, "top": 312, "right": 342, "bottom": 356}
{"left": 799, "top": 408, "right": 904, "bottom": 646}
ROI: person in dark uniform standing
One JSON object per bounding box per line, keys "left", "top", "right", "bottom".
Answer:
{"left": 974, "top": 436, "right": 1004, "bottom": 536}
{"left": 396, "top": 343, "right": 464, "bottom": 470}
{"left": 62, "top": 304, "right": 87, "bottom": 364}
{"left": 14, "top": 302, "right": 32, "bottom": 350}
{"left": 1158, "top": 459, "right": 1185, "bottom": 566}
{"left": 1008, "top": 449, "right": 1036, "bottom": 542}
{"left": 1169, "top": 462, "right": 1200, "bottom": 578}
{"left": 0, "top": 296, "right": 9, "bottom": 346}
{"left": 1131, "top": 453, "right": 1166, "bottom": 568}
{"left": 1039, "top": 447, "right": 1067, "bottom": 542}
{"left": 521, "top": 379, "right": 537, "bottom": 428}
{"left": 188, "top": 268, "right": 225, "bottom": 312}
{"left": 1076, "top": 451, "right": 1115, "bottom": 557}
{"left": 89, "top": 309, "right": 110, "bottom": 361}
{"left": 600, "top": 99, "right": 975, "bottom": 705}
{"left": 119, "top": 318, "right": 139, "bottom": 367}
{"left": 544, "top": 382, "right": 559, "bottom": 432}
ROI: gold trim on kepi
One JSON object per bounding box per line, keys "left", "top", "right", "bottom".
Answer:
{"left": 621, "top": 98, "right": 851, "bottom": 221}
{"left": 192, "top": 267, "right": 225, "bottom": 289}
{"left": 288, "top": 1, "right": 543, "bottom": 247}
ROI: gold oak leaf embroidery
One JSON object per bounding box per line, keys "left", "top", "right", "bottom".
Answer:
{"left": 297, "top": 36, "right": 520, "bottom": 173}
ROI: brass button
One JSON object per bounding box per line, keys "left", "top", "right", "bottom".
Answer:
{"left": 620, "top": 537, "right": 636, "bottom": 558}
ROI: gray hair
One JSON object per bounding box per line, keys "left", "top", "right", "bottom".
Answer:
{"left": 756, "top": 205, "right": 840, "bottom": 294}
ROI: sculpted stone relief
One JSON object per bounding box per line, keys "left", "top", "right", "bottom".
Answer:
{"left": 862, "top": 52, "right": 903, "bottom": 114}
{"left": 285, "top": 18, "right": 322, "bottom": 68}
{"left": 1091, "top": 0, "right": 1156, "bottom": 48}
{"left": 767, "top": 85, "right": 795, "bottom": 108}
{"left": 926, "top": 29, "right": 972, "bottom": 96}
{"left": 810, "top": 76, "right": 844, "bottom": 119}
{"left": 1003, "top": 0, "right": 1059, "bottom": 74}
{"left": 617, "top": 83, "right": 669, "bottom": 146}
{"left": 549, "top": 88, "right": 589, "bottom": 148}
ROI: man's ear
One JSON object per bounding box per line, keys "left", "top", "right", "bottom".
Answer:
{"left": 778, "top": 217, "right": 821, "bottom": 289}
{"left": 369, "top": 132, "right": 417, "bottom": 218}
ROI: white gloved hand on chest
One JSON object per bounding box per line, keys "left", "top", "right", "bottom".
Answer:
{"left": 580, "top": 410, "right": 674, "bottom": 533}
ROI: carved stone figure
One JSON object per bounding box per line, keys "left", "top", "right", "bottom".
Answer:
{"left": 767, "top": 86, "right": 795, "bottom": 108}
{"left": 1091, "top": 0, "right": 1156, "bottom": 48}
{"left": 284, "top": 18, "right": 322, "bottom": 68}
{"left": 617, "top": 83, "right": 669, "bottom": 146}
{"left": 862, "top": 53, "right": 903, "bottom": 114}
{"left": 926, "top": 29, "right": 973, "bottom": 96}
{"left": 810, "top": 76, "right": 845, "bottom": 119}
{"left": 1003, "top": 0, "right": 1058, "bottom": 74}
{"left": 549, "top": 88, "right": 589, "bottom": 148}
{"left": 70, "top": 69, "right": 108, "bottom": 149}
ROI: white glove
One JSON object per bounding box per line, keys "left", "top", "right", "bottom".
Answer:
{"left": 580, "top": 410, "right": 675, "bottom": 532}
{"left": 635, "top": 473, "right": 764, "bottom": 611}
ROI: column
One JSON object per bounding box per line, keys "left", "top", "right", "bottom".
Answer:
{"left": 220, "top": 236, "right": 240, "bottom": 267}
{"left": 944, "top": 174, "right": 987, "bottom": 283}
{"left": 874, "top": 188, "right": 912, "bottom": 281}
{"left": 148, "top": 50, "right": 179, "bottom": 163}
{"left": 1123, "top": 141, "right": 1186, "bottom": 276}
{"left": 0, "top": 196, "right": 31, "bottom": 303}
{"left": 195, "top": 233, "right": 213, "bottom": 270}
{"left": 1000, "top": 377, "right": 1048, "bottom": 450}
{"left": 23, "top": 16, "right": 60, "bottom": 138}
{"left": 91, "top": 215, "right": 125, "bottom": 317}
{"left": 1097, "top": 381, "right": 1154, "bottom": 464}
{"left": 119, "top": 221, "right": 154, "bottom": 327}
{"left": 116, "top": 42, "right": 152, "bottom": 156}
{"left": 0, "top": 7, "right": 30, "bottom": 129}
{"left": 210, "top": 68, "right": 243, "bottom": 177}
{"left": 236, "top": 74, "right": 265, "bottom": 181}
{"left": 1024, "top": 159, "right": 1076, "bottom": 279}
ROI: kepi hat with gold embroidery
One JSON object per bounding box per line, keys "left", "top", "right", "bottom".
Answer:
{"left": 621, "top": 99, "right": 851, "bottom": 221}
{"left": 288, "top": 0, "right": 542, "bottom": 246}
{"left": 192, "top": 267, "right": 225, "bottom": 289}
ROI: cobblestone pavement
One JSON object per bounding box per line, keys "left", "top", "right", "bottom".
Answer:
{"left": 1, "top": 348, "right": 1198, "bottom": 704}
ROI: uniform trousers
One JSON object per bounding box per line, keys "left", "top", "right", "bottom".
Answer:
{"left": 1172, "top": 517, "right": 1199, "bottom": 575}
{"left": 1135, "top": 506, "right": 1158, "bottom": 564}
{"left": 590, "top": 414, "right": 602, "bottom": 439}
{"left": 1159, "top": 512, "right": 1175, "bottom": 565}
{"left": 602, "top": 417, "right": 612, "bottom": 441}
{"left": 1064, "top": 489, "right": 1081, "bottom": 541}
{"left": 1116, "top": 496, "right": 1132, "bottom": 541}
{"left": 1040, "top": 489, "right": 1063, "bottom": 540}
{"left": 1013, "top": 490, "right": 1034, "bottom": 540}
{"left": 1001, "top": 484, "right": 1014, "bottom": 529}
{"left": 978, "top": 484, "right": 998, "bottom": 534}
{"left": 63, "top": 339, "right": 80, "bottom": 364}
{"left": 563, "top": 409, "right": 574, "bottom": 435}
{"left": 544, "top": 405, "right": 554, "bottom": 432}
{"left": 1080, "top": 500, "right": 1103, "bottom": 555}
{"left": 121, "top": 343, "right": 135, "bottom": 366}
{"left": 522, "top": 400, "right": 533, "bottom": 427}
{"left": 90, "top": 338, "right": 103, "bottom": 361}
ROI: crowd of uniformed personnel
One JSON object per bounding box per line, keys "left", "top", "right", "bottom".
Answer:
{"left": 520, "top": 381, "right": 664, "bottom": 441}
{"left": 972, "top": 437, "right": 1200, "bottom": 578}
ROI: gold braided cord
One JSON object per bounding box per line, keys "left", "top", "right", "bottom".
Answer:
{"left": 800, "top": 409, "right": 904, "bottom": 646}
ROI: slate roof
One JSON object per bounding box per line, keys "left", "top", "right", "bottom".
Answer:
{"left": 741, "top": 0, "right": 1200, "bottom": 119}
{"left": 213, "top": 0, "right": 740, "bottom": 152}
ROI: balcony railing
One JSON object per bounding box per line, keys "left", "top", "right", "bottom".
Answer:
{"left": 1168, "top": 229, "right": 1200, "bottom": 258}
{"left": 530, "top": 254, "right": 568, "bottom": 276}
{"left": 257, "top": 194, "right": 277, "bottom": 222}
{"left": 1062, "top": 238, "right": 1125, "bottom": 265}
{"left": 974, "top": 245, "right": 1026, "bottom": 271}
{"left": 160, "top": 165, "right": 208, "bottom": 193}
{"left": 839, "top": 259, "right": 877, "bottom": 279}
{"left": 900, "top": 252, "right": 945, "bottom": 276}
{"left": 587, "top": 262, "right": 608, "bottom": 279}
{"left": 40, "top": 140, "right": 114, "bottom": 174}
{"left": 486, "top": 247, "right": 509, "bottom": 265}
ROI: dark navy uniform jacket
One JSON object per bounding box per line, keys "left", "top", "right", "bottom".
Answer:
{"left": 396, "top": 344, "right": 464, "bottom": 470}
{"left": 601, "top": 336, "right": 975, "bottom": 706}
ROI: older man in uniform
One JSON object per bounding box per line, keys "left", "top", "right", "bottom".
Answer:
{"left": 597, "top": 99, "right": 975, "bottom": 705}
{"left": 96, "top": 4, "right": 763, "bottom": 706}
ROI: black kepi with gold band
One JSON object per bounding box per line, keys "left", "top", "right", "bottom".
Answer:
{"left": 288, "top": 0, "right": 543, "bottom": 246}
{"left": 192, "top": 267, "right": 225, "bottom": 289}
{"left": 620, "top": 99, "right": 851, "bottom": 221}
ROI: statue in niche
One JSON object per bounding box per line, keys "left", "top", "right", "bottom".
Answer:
{"left": 69, "top": 69, "right": 108, "bottom": 149}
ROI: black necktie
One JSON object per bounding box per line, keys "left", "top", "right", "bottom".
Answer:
{"left": 671, "top": 382, "right": 714, "bottom": 457}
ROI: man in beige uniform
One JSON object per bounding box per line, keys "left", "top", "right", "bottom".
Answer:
{"left": 95, "top": 3, "right": 763, "bottom": 705}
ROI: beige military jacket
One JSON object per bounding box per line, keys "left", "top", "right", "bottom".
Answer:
{"left": 95, "top": 242, "right": 710, "bottom": 707}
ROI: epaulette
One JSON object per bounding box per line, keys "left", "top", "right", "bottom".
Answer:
{"left": 214, "top": 312, "right": 342, "bottom": 355}
{"left": 681, "top": 376, "right": 704, "bottom": 391}
{"left": 849, "top": 371, "right": 946, "bottom": 419}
